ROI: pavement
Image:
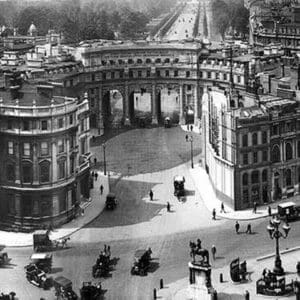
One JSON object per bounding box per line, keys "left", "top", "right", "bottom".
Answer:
{"left": 157, "top": 247, "right": 300, "bottom": 300}
{"left": 0, "top": 171, "right": 109, "bottom": 247}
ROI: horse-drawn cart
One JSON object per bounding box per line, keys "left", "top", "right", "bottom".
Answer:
{"left": 131, "top": 248, "right": 152, "bottom": 276}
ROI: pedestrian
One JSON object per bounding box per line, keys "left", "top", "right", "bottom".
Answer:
{"left": 92, "top": 135, "right": 95, "bottom": 142}
{"left": 94, "top": 157, "right": 97, "bottom": 166}
{"left": 212, "top": 208, "right": 216, "bottom": 220}
{"left": 91, "top": 171, "right": 95, "bottom": 177}
{"left": 149, "top": 189, "right": 153, "bottom": 201}
{"left": 187, "top": 124, "right": 190, "bottom": 131}
{"left": 104, "top": 244, "right": 107, "bottom": 254}
{"left": 107, "top": 245, "right": 111, "bottom": 256}
{"left": 81, "top": 207, "right": 85, "bottom": 216}
{"left": 95, "top": 172, "right": 98, "bottom": 181}
{"left": 268, "top": 206, "right": 272, "bottom": 216}
{"left": 211, "top": 245, "right": 216, "bottom": 260}
{"left": 190, "top": 125, "right": 193, "bottom": 131}
{"left": 100, "top": 184, "right": 104, "bottom": 195}
{"left": 167, "top": 202, "right": 171, "bottom": 212}
{"left": 235, "top": 221, "right": 240, "bottom": 234}
{"left": 220, "top": 202, "right": 226, "bottom": 213}
{"left": 245, "top": 223, "right": 252, "bottom": 234}
{"left": 253, "top": 202, "right": 257, "bottom": 214}
{"left": 185, "top": 134, "right": 189, "bottom": 142}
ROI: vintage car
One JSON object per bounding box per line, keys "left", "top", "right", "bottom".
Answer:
{"left": 33, "top": 230, "right": 53, "bottom": 252}
{"left": 173, "top": 175, "right": 185, "bottom": 197}
{"left": 105, "top": 193, "right": 117, "bottom": 210}
{"left": 131, "top": 248, "right": 152, "bottom": 276}
{"left": 53, "top": 276, "right": 78, "bottom": 300}
{"left": 277, "top": 202, "right": 300, "bottom": 222}
{"left": 30, "top": 253, "right": 52, "bottom": 273}
{"left": 25, "top": 264, "right": 52, "bottom": 290}
{"left": 92, "top": 252, "right": 110, "bottom": 278}
{"left": 80, "top": 281, "right": 102, "bottom": 300}
{"left": 0, "top": 246, "right": 11, "bottom": 267}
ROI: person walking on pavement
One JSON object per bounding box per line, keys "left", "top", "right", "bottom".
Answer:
{"left": 95, "top": 172, "right": 98, "bottom": 181}
{"left": 190, "top": 125, "right": 193, "bottom": 131}
{"left": 185, "top": 134, "right": 189, "bottom": 142}
{"left": 212, "top": 208, "right": 216, "bottom": 220}
{"left": 149, "top": 189, "right": 153, "bottom": 201}
{"left": 245, "top": 223, "right": 252, "bottom": 234}
{"left": 235, "top": 221, "right": 240, "bottom": 234}
{"left": 253, "top": 202, "right": 257, "bottom": 214}
{"left": 167, "top": 202, "right": 171, "bottom": 212}
{"left": 220, "top": 202, "right": 226, "bottom": 213}
{"left": 94, "top": 157, "right": 97, "bottom": 166}
{"left": 268, "top": 206, "right": 272, "bottom": 216}
{"left": 100, "top": 184, "right": 104, "bottom": 195}
{"left": 211, "top": 245, "right": 217, "bottom": 260}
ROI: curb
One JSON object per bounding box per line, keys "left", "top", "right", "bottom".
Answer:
{"left": 256, "top": 246, "right": 300, "bottom": 261}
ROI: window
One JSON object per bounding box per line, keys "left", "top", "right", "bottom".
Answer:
{"left": 70, "top": 135, "right": 75, "bottom": 149}
{"left": 272, "top": 145, "right": 280, "bottom": 162}
{"left": 166, "top": 70, "right": 169, "bottom": 77}
{"left": 262, "top": 131, "right": 267, "bottom": 144}
{"left": 207, "top": 72, "right": 211, "bottom": 79}
{"left": 91, "top": 74, "right": 95, "bottom": 81}
{"left": 237, "top": 76, "right": 241, "bottom": 83}
{"left": 272, "top": 125, "right": 279, "bottom": 135}
{"left": 23, "top": 143, "right": 30, "bottom": 156}
{"left": 58, "top": 139, "right": 64, "bottom": 153}
{"left": 242, "top": 173, "right": 248, "bottom": 186}
{"left": 40, "top": 196, "right": 52, "bottom": 216}
{"left": 146, "top": 58, "right": 151, "bottom": 64}
{"left": 81, "top": 119, "right": 85, "bottom": 132}
{"left": 59, "top": 191, "right": 66, "bottom": 212}
{"left": 199, "top": 71, "right": 203, "bottom": 78}
{"left": 40, "top": 142, "right": 49, "bottom": 156}
{"left": 41, "top": 120, "right": 48, "bottom": 130}
{"left": 58, "top": 118, "right": 63, "bottom": 129}
{"left": 58, "top": 160, "right": 65, "bottom": 179}
{"left": 138, "top": 71, "right": 142, "bottom": 78}
{"left": 253, "top": 152, "right": 258, "bottom": 163}
{"left": 6, "top": 164, "right": 15, "bottom": 181}
{"left": 69, "top": 114, "right": 73, "bottom": 125}
{"left": 111, "top": 72, "right": 115, "bottom": 79}
{"left": 286, "top": 169, "right": 292, "bottom": 186}
{"left": 155, "top": 58, "right": 161, "bottom": 64}
{"left": 81, "top": 138, "right": 86, "bottom": 155}
{"left": 8, "top": 141, "right": 14, "bottom": 155}
{"left": 128, "top": 59, "right": 133, "bottom": 64}
{"left": 262, "top": 169, "right": 268, "bottom": 182}
{"left": 156, "top": 70, "right": 161, "bottom": 77}
{"left": 70, "top": 155, "right": 75, "bottom": 174}
{"left": 22, "top": 195, "right": 32, "bottom": 216}
{"left": 186, "top": 71, "right": 190, "bottom": 78}
{"left": 242, "top": 134, "right": 248, "bottom": 147}
{"left": 91, "top": 98, "right": 95, "bottom": 107}
{"left": 23, "top": 120, "right": 30, "bottom": 131}
{"left": 251, "top": 170, "right": 259, "bottom": 184}
{"left": 243, "top": 153, "right": 248, "bottom": 165}
{"left": 174, "top": 70, "right": 178, "bottom": 77}
{"left": 147, "top": 70, "right": 150, "bottom": 77}
{"left": 263, "top": 150, "right": 268, "bottom": 161}
{"left": 223, "top": 73, "right": 227, "bottom": 81}
{"left": 243, "top": 189, "right": 249, "bottom": 204}
{"left": 22, "top": 163, "right": 33, "bottom": 183}
{"left": 252, "top": 133, "right": 258, "bottom": 145}
{"left": 285, "top": 142, "right": 293, "bottom": 160}
{"left": 90, "top": 88, "right": 94, "bottom": 95}
{"left": 215, "top": 73, "right": 220, "bottom": 80}
{"left": 129, "top": 70, "right": 133, "bottom": 78}
{"left": 102, "top": 73, "right": 106, "bottom": 80}
{"left": 40, "top": 161, "right": 50, "bottom": 183}
{"left": 7, "top": 119, "right": 13, "bottom": 130}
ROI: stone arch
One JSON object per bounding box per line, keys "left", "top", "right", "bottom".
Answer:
{"left": 286, "top": 168, "right": 292, "bottom": 186}
{"left": 39, "top": 159, "right": 51, "bottom": 183}
{"left": 285, "top": 142, "right": 293, "bottom": 160}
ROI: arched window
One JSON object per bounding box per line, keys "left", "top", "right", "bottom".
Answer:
{"left": 286, "top": 142, "right": 293, "bottom": 160}
{"left": 40, "top": 161, "right": 50, "bottom": 183}
{"left": 252, "top": 133, "right": 257, "bottom": 145}
{"left": 6, "top": 163, "right": 15, "bottom": 181}
{"left": 145, "top": 58, "right": 152, "bottom": 64}
{"left": 22, "top": 162, "right": 33, "bottom": 183}
{"left": 242, "top": 173, "right": 248, "bottom": 185}
{"left": 262, "top": 131, "right": 267, "bottom": 144}
{"left": 262, "top": 169, "right": 268, "bottom": 182}
{"left": 242, "top": 134, "right": 248, "bottom": 147}
{"left": 155, "top": 58, "right": 161, "bottom": 64}
{"left": 164, "top": 58, "right": 170, "bottom": 63}
{"left": 109, "top": 60, "right": 115, "bottom": 65}
{"left": 173, "top": 58, "right": 179, "bottom": 63}
{"left": 118, "top": 59, "right": 123, "bottom": 65}
{"left": 128, "top": 59, "right": 133, "bottom": 64}
{"left": 272, "top": 145, "right": 280, "bottom": 162}
{"left": 286, "top": 169, "right": 292, "bottom": 186}
{"left": 137, "top": 59, "right": 143, "bottom": 64}
{"left": 251, "top": 170, "right": 259, "bottom": 184}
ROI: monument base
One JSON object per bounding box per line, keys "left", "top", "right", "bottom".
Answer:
{"left": 189, "top": 284, "right": 211, "bottom": 300}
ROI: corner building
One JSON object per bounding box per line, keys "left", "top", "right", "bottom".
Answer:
{"left": 0, "top": 83, "right": 90, "bottom": 231}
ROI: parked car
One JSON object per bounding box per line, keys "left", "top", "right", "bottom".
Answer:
{"left": 277, "top": 202, "right": 300, "bottom": 222}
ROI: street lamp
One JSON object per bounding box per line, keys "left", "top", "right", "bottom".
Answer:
{"left": 186, "top": 135, "right": 194, "bottom": 168}
{"left": 266, "top": 216, "right": 291, "bottom": 275}
{"left": 103, "top": 143, "right": 107, "bottom": 176}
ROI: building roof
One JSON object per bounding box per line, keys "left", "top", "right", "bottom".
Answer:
{"left": 235, "top": 106, "right": 267, "bottom": 119}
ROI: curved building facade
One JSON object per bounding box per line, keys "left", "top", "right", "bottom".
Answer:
{"left": 0, "top": 84, "right": 90, "bottom": 231}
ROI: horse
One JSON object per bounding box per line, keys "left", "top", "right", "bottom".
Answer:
{"left": 54, "top": 237, "right": 70, "bottom": 249}
{"left": 189, "top": 242, "right": 210, "bottom": 265}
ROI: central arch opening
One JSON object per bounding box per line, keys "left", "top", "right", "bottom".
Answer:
{"left": 160, "top": 87, "right": 180, "bottom": 124}
{"left": 103, "top": 89, "right": 124, "bottom": 128}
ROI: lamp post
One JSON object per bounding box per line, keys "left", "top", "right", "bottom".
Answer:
{"left": 186, "top": 135, "right": 194, "bottom": 168}
{"left": 103, "top": 143, "right": 106, "bottom": 176}
{"left": 266, "top": 216, "right": 291, "bottom": 275}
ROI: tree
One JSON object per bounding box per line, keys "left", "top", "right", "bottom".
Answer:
{"left": 230, "top": 3, "right": 249, "bottom": 38}
{"left": 212, "top": 0, "right": 230, "bottom": 40}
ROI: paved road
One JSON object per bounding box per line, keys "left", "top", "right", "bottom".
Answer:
{"left": 3, "top": 127, "right": 300, "bottom": 299}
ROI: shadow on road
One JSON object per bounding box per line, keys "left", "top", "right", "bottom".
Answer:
{"left": 51, "top": 267, "right": 63, "bottom": 274}
{"left": 86, "top": 178, "right": 166, "bottom": 228}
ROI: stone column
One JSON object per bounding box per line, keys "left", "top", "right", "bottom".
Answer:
{"left": 15, "top": 142, "right": 20, "bottom": 184}
{"left": 98, "top": 85, "right": 103, "bottom": 135}
{"left": 152, "top": 83, "right": 158, "bottom": 124}
{"left": 124, "top": 82, "right": 130, "bottom": 125}
{"left": 179, "top": 84, "right": 185, "bottom": 124}
{"left": 33, "top": 143, "right": 39, "bottom": 184}
{"left": 15, "top": 193, "right": 21, "bottom": 218}
{"left": 52, "top": 140, "right": 57, "bottom": 182}
{"left": 194, "top": 84, "right": 199, "bottom": 124}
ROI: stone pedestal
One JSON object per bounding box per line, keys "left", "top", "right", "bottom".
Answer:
{"left": 188, "top": 261, "right": 212, "bottom": 300}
